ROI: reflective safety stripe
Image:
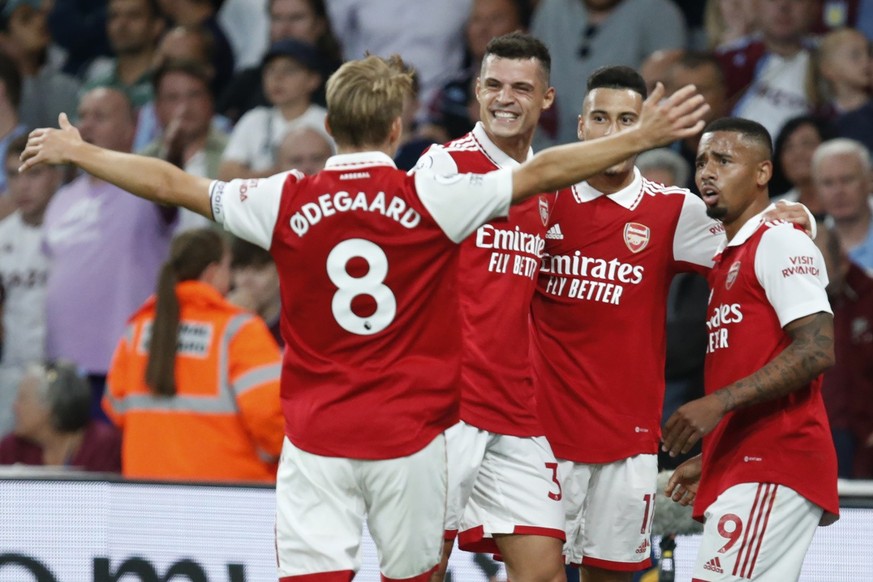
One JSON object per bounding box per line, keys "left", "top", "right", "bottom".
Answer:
{"left": 111, "top": 313, "right": 256, "bottom": 415}
{"left": 233, "top": 363, "right": 282, "bottom": 397}
{"left": 110, "top": 391, "right": 238, "bottom": 414}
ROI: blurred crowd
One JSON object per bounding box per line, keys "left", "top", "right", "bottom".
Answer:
{"left": 0, "top": 0, "right": 870, "bottom": 483}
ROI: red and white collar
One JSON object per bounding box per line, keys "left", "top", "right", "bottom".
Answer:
{"left": 324, "top": 151, "right": 397, "bottom": 170}
{"left": 571, "top": 167, "right": 643, "bottom": 210}
{"left": 471, "top": 122, "right": 534, "bottom": 169}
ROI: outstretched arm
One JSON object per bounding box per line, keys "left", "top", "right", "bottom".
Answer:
{"left": 511, "top": 83, "right": 709, "bottom": 202}
{"left": 20, "top": 113, "right": 214, "bottom": 218}
{"left": 661, "top": 311, "right": 834, "bottom": 457}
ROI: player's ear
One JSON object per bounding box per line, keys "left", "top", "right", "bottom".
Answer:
{"left": 577, "top": 114, "right": 586, "bottom": 141}
{"left": 757, "top": 160, "right": 773, "bottom": 188}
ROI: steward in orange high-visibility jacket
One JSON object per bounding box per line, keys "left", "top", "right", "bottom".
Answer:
{"left": 104, "top": 228, "right": 283, "bottom": 483}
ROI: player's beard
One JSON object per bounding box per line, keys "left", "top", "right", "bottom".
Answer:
{"left": 706, "top": 206, "right": 728, "bottom": 220}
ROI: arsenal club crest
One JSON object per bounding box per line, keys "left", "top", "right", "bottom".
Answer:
{"left": 623, "top": 222, "right": 650, "bottom": 253}
{"left": 726, "top": 260, "right": 741, "bottom": 290}
{"left": 538, "top": 196, "right": 549, "bottom": 227}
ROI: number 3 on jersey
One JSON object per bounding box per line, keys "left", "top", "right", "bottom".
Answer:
{"left": 327, "top": 239, "right": 397, "bottom": 335}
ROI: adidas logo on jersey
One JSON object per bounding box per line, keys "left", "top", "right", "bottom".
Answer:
{"left": 635, "top": 539, "right": 650, "bottom": 554}
{"left": 704, "top": 556, "right": 724, "bottom": 574}
{"left": 546, "top": 223, "right": 564, "bottom": 240}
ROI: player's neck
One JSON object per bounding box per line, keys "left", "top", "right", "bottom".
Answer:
{"left": 724, "top": 197, "right": 769, "bottom": 241}
{"left": 489, "top": 132, "right": 531, "bottom": 165}
{"left": 586, "top": 169, "right": 634, "bottom": 195}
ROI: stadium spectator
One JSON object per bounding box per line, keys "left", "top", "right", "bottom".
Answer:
{"left": 812, "top": 138, "right": 873, "bottom": 271}
{"left": 531, "top": 0, "right": 687, "bottom": 145}
{"left": 19, "top": 53, "right": 708, "bottom": 582}
{"left": 0, "top": 50, "right": 27, "bottom": 204}
{"left": 716, "top": 0, "right": 817, "bottom": 139}
{"left": 640, "top": 49, "right": 684, "bottom": 96}
{"left": 326, "top": 0, "right": 472, "bottom": 120}
{"left": 229, "top": 237, "right": 283, "bottom": 347}
{"left": 140, "top": 60, "right": 228, "bottom": 232}
{"left": 703, "top": 0, "right": 757, "bottom": 49}
{"left": 82, "top": 0, "right": 165, "bottom": 109}
{"left": 814, "top": 221, "right": 873, "bottom": 478}
{"left": 0, "top": 0, "right": 81, "bottom": 130}
{"left": 217, "top": 0, "right": 269, "bottom": 70}
{"left": 425, "top": 0, "right": 530, "bottom": 141}
{"left": 47, "top": 0, "right": 111, "bottom": 77}
{"left": 218, "top": 38, "right": 325, "bottom": 181}
{"left": 664, "top": 118, "right": 838, "bottom": 581}
{"left": 0, "top": 360, "right": 121, "bottom": 472}
{"left": 393, "top": 70, "right": 438, "bottom": 171}
{"left": 218, "top": 0, "right": 340, "bottom": 123}
{"left": 42, "top": 87, "right": 175, "bottom": 420}
{"left": 811, "top": 28, "right": 871, "bottom": 116}
{"left": 154, "top": 0, "right": 234, "bottom": 98}
{"left": 663, "top": 51, "right": 729, "bottom": 188}
{"left": 636, "top": 147, "right": 690, "bottom": 188}
{"left": 0, "top": 135, "right": 60, "bottom": 368}
{"left": 104, "top": 228, "right": 283, "bottom": 482}
{"left": 770, "top": 115, "right": 834, "bottom": 213}
{"left": 275, "top": 124, "right": 333, "bottom": 175}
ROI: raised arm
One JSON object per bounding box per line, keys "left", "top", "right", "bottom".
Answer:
{"left": 510, "top": 84, "right": 708, "bottom": 202}
{"left": 20, "top": 113, "right": 214, "bottom": 218}
{"left": 661, "top": 311, "right": 835, "bottom": 457}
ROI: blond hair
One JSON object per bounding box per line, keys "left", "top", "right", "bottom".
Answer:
{"left": 325, "top": 55, "right": 414, "bottom": 148}
{"left": 809, "top": 28, "right": 868, "bottom": 108}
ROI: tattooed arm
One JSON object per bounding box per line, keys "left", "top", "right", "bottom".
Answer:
{"left": 661, "top": 311, "right": 834, "bottom": 457}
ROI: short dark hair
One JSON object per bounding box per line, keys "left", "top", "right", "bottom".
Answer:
{"left": 0, "top": 50, "right": 22, "bottom": 108}
{"left": 28, "top": 360, "right": 92, "bottom": 433}
{"left": 704, "top": 117, "right": 773, "bottom": 158}
{"left": 152, "top": 59, "right": 214, "bottom": 98}
{"left": 231, "top": 236, "right": 274, "bottom": 269}
{"left": 587, "top": 66, "right": 647, "bottom": 99}
{"left": 483, "top": 32, "right": 551, "bottom": 82}
{"left": 5, "top": 133, "right": 29, "bottom": 161}
{"left": 675, "top": 51, "right": 723, "bottom": 74}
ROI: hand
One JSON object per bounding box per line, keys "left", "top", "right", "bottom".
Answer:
{"left": 664, "top": 455, "right": 702, "bottom": 507}
{"left": 763, "top": 200, "right": 814, "bottom": 237}
{"left": 19, "top": 113, "right": 83, "bottom": 172}
{"left": 638, "top": 83, "right": 709, "bottom": 149}
{"left": 661, "top": 393, "right": 726, "bottom": 457}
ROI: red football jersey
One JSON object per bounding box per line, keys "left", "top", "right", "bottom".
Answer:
{"left": 531, "top": 170, "right": 722, "bottom": 463}
{"left": 695, "top": 216, "right": 839, "bottom": 523}
{"left": 416, "top": 123, "right": 549, "bottom": 436}
{"left": 210, "top": 152, "right": 513, "bottom": 459}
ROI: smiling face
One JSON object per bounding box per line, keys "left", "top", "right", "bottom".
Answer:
{"left": 695, "top": 130, "right": 772, "bottom": 227}
{"left": 578, "top": 87, "right": 643, "bottom": 177}
{"left": 475, "top": 54, "right": 554, "bottom": 144}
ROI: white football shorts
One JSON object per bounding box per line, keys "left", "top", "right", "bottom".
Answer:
{"left": 276, "top": 435, "right": 447, "bottom": 581}
{"left": 560, "top": 454, "right": 658, "bottom": 571}
{"left": 692, "top": 482, "right": 822, "bottom": 582}
{"left": 445, "top": 421, "right": 565, "bottom": 553}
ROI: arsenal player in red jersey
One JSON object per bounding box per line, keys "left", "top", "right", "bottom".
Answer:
{"left": 414, "top": 33, "right": 565, "bottom": 582}
{"left": 664, "top": 118, "right": 837, "bottom": 582}
{"left": 19, "top": 56, "right": 707, "bottom": 582}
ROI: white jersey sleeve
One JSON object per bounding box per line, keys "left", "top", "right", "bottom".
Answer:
{"left": 410, "top": 144, "right": 459, "bottom": 175}
{"left": 673, "top": 191, "right": 723, "bottom": 268}
{"left": 414, "top": 168, "right": 512, "bottom": 243}
{"left": 210, "top": 171, "right": 300, "bottom": 249}
{"left": 754, "top": 223, "right": 832, "bottom": 328}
